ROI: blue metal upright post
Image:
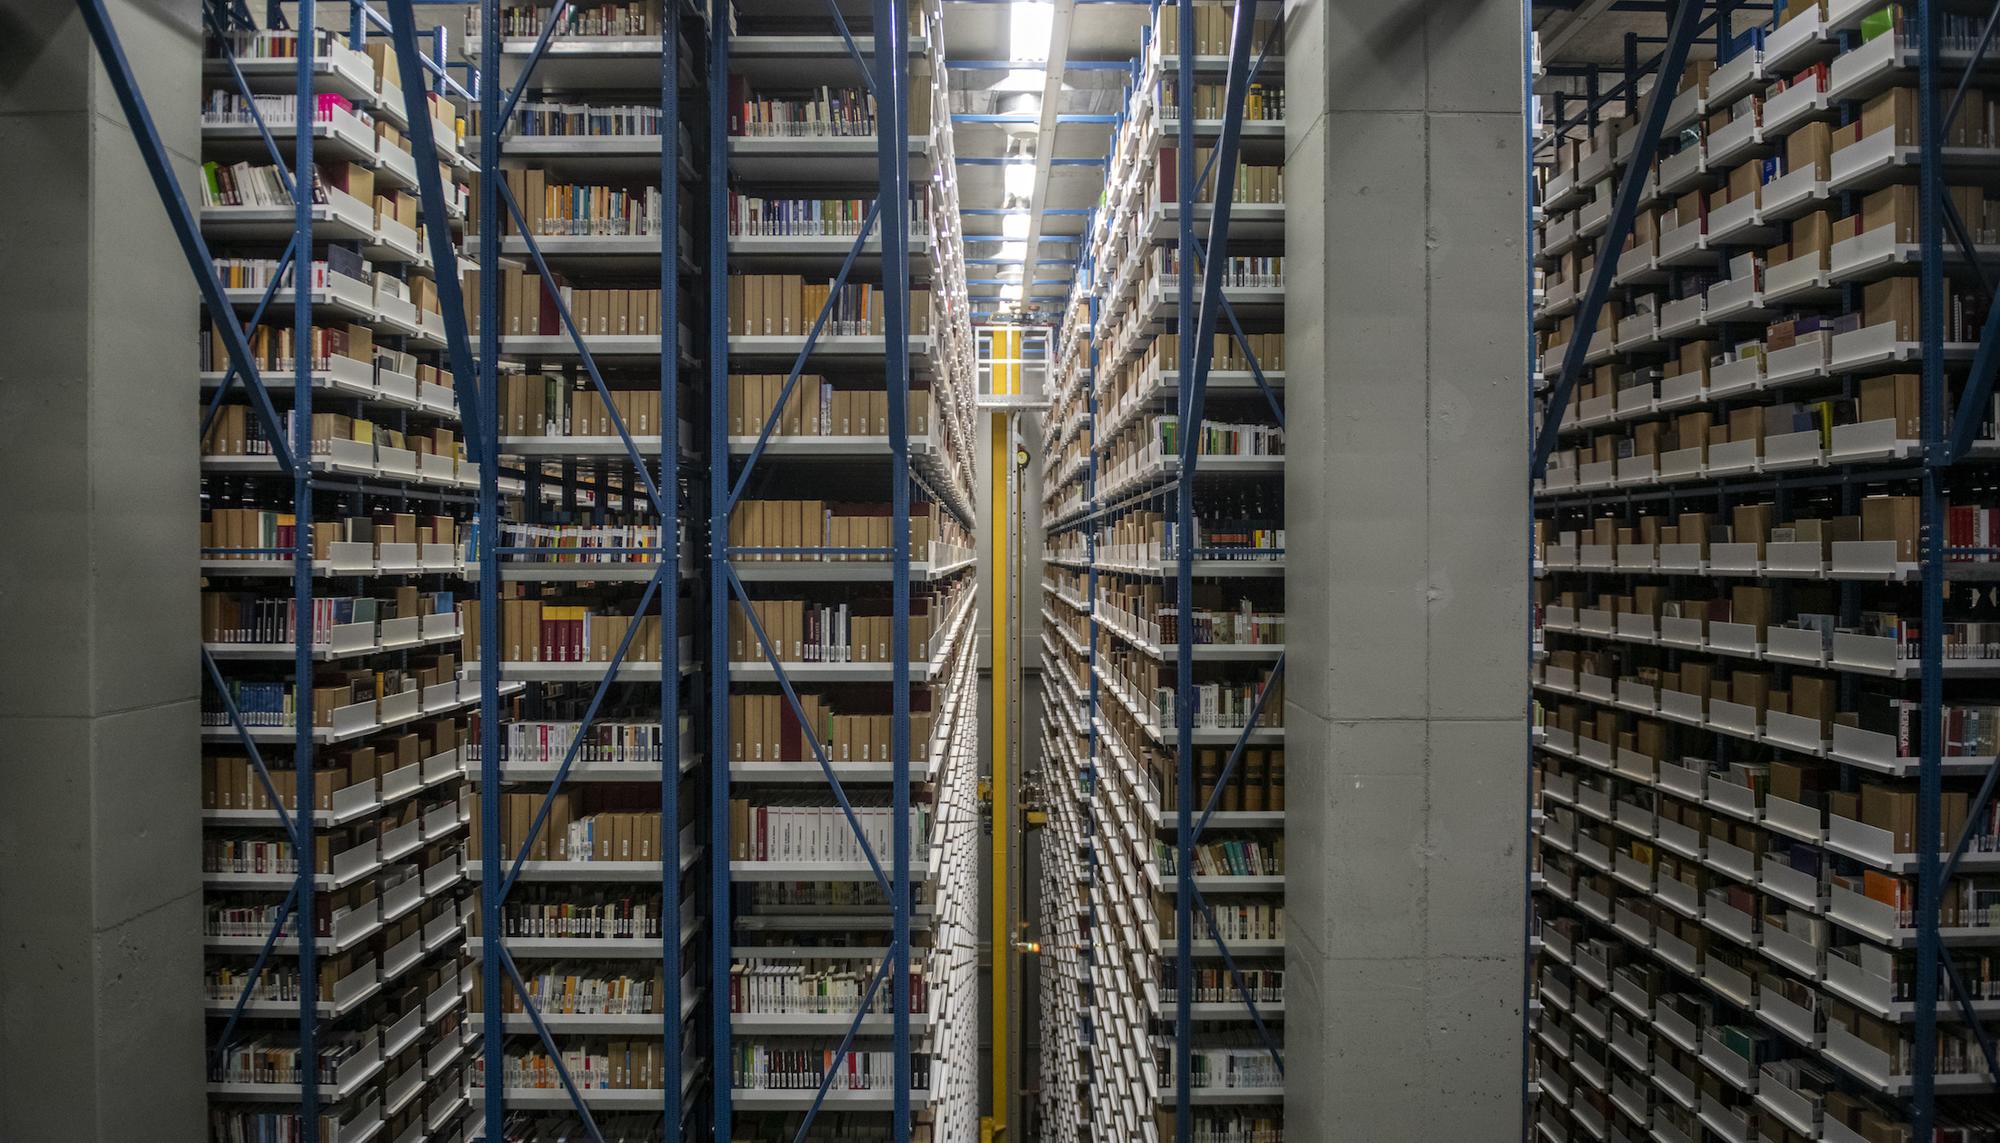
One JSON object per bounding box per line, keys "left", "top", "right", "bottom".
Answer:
{"left": 707, "top": 0, "right": 735, "bottom": 1134}
{"left": 1171, "top": 0, "right": 1198, "bottom": 1133}
{"left": 1913, "top": 1, "right": 1945, "bottom": 1136}
{"left": 476, "top": 0, "right": 505, "bottom": 1135}
{"left": 873, "top": 0, "right": 917, "bottom": 1131}
{"left": 659, "top": 0, "right": 685, "bottom": 1130}
{"left": 289, "top": 3, "right": 321, "bottom": 1131}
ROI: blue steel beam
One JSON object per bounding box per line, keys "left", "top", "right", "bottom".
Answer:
{"left": 475, "top": 0, "right": 505, "bottom": 1135}
{"left": 1915, "top": 2, "right": 1947, "bottom": 1136}
{"left": 1529, "top": 0, "right": 1704, "bottom": 478}
{"left": 285, "top": 3, "right": 322, "bottom": 1132}
{"left": 707, "top": 0, "right": 736, "bottom": 1135}
{"left": 870, "top": 0, "right": 916, "bottom": 1130}
{"left": 1172, "top": 0, "right": 1199, "bottom": 1131}
{"left": 655, "top": 0, "right": 684, "bottom": 1130}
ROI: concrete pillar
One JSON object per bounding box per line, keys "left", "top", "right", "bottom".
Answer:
{"left": 1282, "top": 0, "right": 1530, "bottom": 1135}
{"left": 0, "top": 1, "right": 205, "bottom": 1138}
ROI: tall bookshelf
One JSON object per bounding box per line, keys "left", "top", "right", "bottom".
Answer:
{"left": 1530, "top": 3, "right": 2000, "bottom": 1142}
{"left": 195, "top": 6, "right": 485, "bottom": 1142}
{"left": 706, "top": 0, "right": 982, "bottom": 1140}
{"left": 1037, "top": 3, "right": 1287, "bottom": 1140}
{"left": 450, "top": 1, "right": 709, "bottom": 1140}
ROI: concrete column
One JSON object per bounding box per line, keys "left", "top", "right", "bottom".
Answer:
{"left": 1282, "top": 0, "right": 1530, "bottom": 1136}
{"left": 0, "top": 1, "right": 205, "bottom": 1138}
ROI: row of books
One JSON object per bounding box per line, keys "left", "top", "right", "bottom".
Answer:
{"left": 200, "top": 319, "right": 371, "bottom": 374}
{"left": 510, "top": 98, "right": 665, "bottom": 139}
{"left": 1156, "top": 1045, "right": 1284, "bottom": 1090}
{"left": 726, "top": 800, "right": 934, "bottom": 865}
{"left": 1154, "top": 837, "right": 1284, "bottom": 878}
{"left": 202, "top": 507, "right": 460, "bottom": 560}
{"left": 1155, "top": 81, "right": 1285, "bottom": 123}
{"left": 1154, "top": 604, "right": 1285, "bottom": 648}
{"left": 729, "top": 1045, "right": 933, "bottom": 1091}
{"left": 1157, "top": 901, "right": 1285, "bottom": 944}
{"left": 212, "top": 1033, "right": 369, "bottom": 1085}
{"left": 204, "top": 717, "right": 460, "bottom": 812}
{"left": 727, "top": 692, "right": 936, "bottom": 766}
{"left": 488, "top": 521, "right": 668, "bottom": 565}
{"left": 496, "top": 374, "right": 669, "bottom": 437}
{"left": 1143, "top": 146, "right": 1283, "bottom": 207}
{"left": 724, "top": 276, "right": 935, "bottom": 338}
{"left": 1150, "top": 248, "right": 1283, "bottom": 290}
{"left": 724, "top": 80, "right": 907, "bottom": 139}
{"left": 1157, "top": 966, "right": 1284, "bottom": 1005}
{"left": 504, "top": 969, "right": 666, "bottom": 1016}
{"left": 490, "top": 3, "right": 657, "bottom": 38}
{"left": 204, "top": 408, "right": 463, "bottom": 461}
{"left": 483, "top": 1041, "right": 666, "bottom": 1091}
{"left": 200, "top": 589, "right": 455, "bottom": 644}
{"left": 465, "top": 791, "right": 673, "bottom": 863}
{"left": 1153, "top": 1, "right": 1285, "bottom": 58}
{"left": 723, "top": 498, "right": 955, "bottom": 564}
{"left": 202, "top": 668, "right": 430, "bottom": 729}
{"left": 727, "top": 959, "right": 928, "bottom": 1015}
{"left": 726, "top": 591, "right": 957, "bottom": 665}
{"left": 492, "top": 889, "right": 669, "bottom": 940}
{"left": 469, "top": 719, "right": 669, "bottom": 765}
{"left": 726, "top": 191, "right": 928, "bottom": 238}
{"left": 1158, "top": 746, "right": 1286, "bottom": 815}
{"left": 497, "top": 168, "right": 667, "bottom": 237}
{"left": 725, "top": 374, "right": 936, "bottom": 439}
{"left": 466, "top": 263, "right": 668, "bottom": 339}
{"left": 457, "top": 598, "right": 672, "bottom": 664}
{"left": 1149, "top": 679, "right": 1286, "bottom": 732}
{"left": 1144, "top": 415, "right": 1285, "bottom": 458}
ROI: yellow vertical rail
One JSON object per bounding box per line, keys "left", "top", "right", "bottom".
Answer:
{"left": 986, "top": 327, "right": 1018, "bottom": 1141}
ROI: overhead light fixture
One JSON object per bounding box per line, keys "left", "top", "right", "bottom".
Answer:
{"left": 1000, "top": 283, "right": 1025, "bottom": 301}
{"left": 1001, "top": 213, "right": 1031, "bottom": 239}
{"left": 1008, "top": 2, "right": 1054, "bottom": 64}
{"left": 1003, "top": 160, "right": 1037, "bottom": 199}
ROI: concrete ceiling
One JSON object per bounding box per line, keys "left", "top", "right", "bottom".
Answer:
{"left": 943, "top": 0, "right": 1151, "bottom": 321}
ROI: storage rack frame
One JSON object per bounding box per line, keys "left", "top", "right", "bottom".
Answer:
{"left": 79, "top": 1, "right": 483, "bottom": 1140}
{"left": 703, "top": 0, "right": 967, "bottom": 1139}
{"left": 1039, "top": 1, "right": 1287, "bottom": 1137}
{"left": 452, "top": 1, "right": 701, "bottom": 1139}
{"left": 1530, "top": 1, "right": 2000, "bottom": 1139}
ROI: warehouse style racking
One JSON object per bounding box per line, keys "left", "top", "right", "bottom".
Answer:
{"left": 1531, "top": 2, "right": 2000, "bottom": 1142}
{"left": 1036, "top": 2, "right": 1286, "bottom": 1140}
{"left": 84, "top": 0, "right": 492, "bottom": 1140}
{"left": 705, "top": 0, "right": 982, "bottom": 1139}
{"left": 83, "top": 0, "right": 980, "bottom": 1137}
{"left": 455, "top": 0, "right": 704, "bottom": 1139}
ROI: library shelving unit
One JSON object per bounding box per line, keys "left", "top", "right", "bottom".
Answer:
{"left": 1530, "top": 3, "right": 2000, "bottom": 1142}
{"left": 1036, "top": 3, "right": 1286, "bottom": 1141}
{"left": 451, "top": 0, "right": 708, "bottom": 1140}
{"left": 181, "top": 3, "right": 485, "bottom": 1141}
{"left": 705, "top": 0, "right": 982, "bottom": 1140}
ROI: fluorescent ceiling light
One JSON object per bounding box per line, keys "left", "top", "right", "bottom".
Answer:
{"left": 994, "top": 68, "right": 1046, "bottom": 93}
{"left": 1003, "top": 160, "right": 1037, "bottom": 198}
{"left": 1009, "top": 2, "right": 1054, "bottom": 63}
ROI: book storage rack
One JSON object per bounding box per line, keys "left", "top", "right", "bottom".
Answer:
{"left": 705, "top": 0, "right": 981, "bottom": 1140}
{"left": 452, "top": 0, "right": 707, "bottom": 1139}
{"left": 79, "top": 0, "right": 490, "bottom": 1139}
{"left": 1530, "top": 3, "right": 2000, "bottom": 1142}
{"left": 1036, "top": 3, "right": 1286, "bottom": 1141}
